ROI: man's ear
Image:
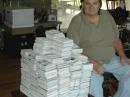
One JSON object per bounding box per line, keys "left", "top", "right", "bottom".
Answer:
{"left": 99, "top": 0, "right": 102, "bottom": 8}
{"left": 80, "top": 2, "right": 84, "bottom": 9}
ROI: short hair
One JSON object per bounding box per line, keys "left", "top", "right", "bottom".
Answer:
{"left": 80, "top": 0, "right": 102, "bottom": 8}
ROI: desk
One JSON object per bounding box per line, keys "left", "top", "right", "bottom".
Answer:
{"left": 35, "top": 21, "right": 62, "bottom": 31}
{"left": 35, "top": 21, "right": 62, "bottom": 37}
{"left": 4, "top": 32, "right": 35, "bottom": 56}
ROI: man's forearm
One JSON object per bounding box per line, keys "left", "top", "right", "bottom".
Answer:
{"left": 90, "top": 59, "right": 105, "bottom": 74}
{"left": 113, "top": 39, "right": 126, "bottom": 58}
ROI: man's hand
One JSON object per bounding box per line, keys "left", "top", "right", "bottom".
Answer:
{"left": 91, "top": 60, "right": 106, "bottom": 75}
{"left": 113, "top": 38, "right": 130, "bottom": 64}
{"left": 120, "top": 57, "right": 130, "bottom": 64}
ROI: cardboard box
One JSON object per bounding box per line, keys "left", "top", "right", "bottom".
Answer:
{"left": 4, "top": 7, "right": 34, "bottom": 28}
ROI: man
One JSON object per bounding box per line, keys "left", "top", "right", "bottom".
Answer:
{"left": 67, "top": 0, "right": 130, "bottom": 97}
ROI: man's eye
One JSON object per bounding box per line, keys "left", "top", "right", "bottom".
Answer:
{"left": 93, "top": 2, "right": 98, "bottom": 5}
{"left": 85, "top": 3, "right": 90, "bottom": 5}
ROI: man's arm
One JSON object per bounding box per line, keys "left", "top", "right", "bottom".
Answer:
{"left": 90, "top": 59, "right": 106, "bottom": 75}
{"left": 113, "top": 38, "right": 130, "bottom": 64}
{"left": 113, "top": 38, "right": 126, "bottom": 59}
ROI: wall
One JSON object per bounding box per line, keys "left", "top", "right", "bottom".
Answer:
{"left": 125, "top": 0, "right": 130, "bottom": 10}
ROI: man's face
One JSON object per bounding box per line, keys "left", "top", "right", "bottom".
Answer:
{"left": 82, "top": 0, "right": 100, "bottom": 16}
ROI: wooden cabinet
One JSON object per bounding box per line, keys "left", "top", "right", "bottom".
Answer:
{"left": 4, "top": 32, "right": 35, "bottom": 56}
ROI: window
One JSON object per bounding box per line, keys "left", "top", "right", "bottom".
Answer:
{"left": 52, "top": 0, "right": 107, "bottom": 31}
{"left": 101, "top": 0, "right": 107, "bottom": 10}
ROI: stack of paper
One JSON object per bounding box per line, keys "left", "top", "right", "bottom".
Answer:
{"left": 72, "top": 54, "right": 89, "bottom": 63}
{"left": 33, "top": 37, "right": 52, "bottom": 55}
{"left": 45, "top": 30, "right": 65, "bottom": 39}
{"left": 20, "top": 51, "right": 36, "bottom": 97}
{"left": 37, "top": 69, "right": 58, "bottom": 97}
{"left": 45, "top": 30, "right": 73, "bottom": 59}
{"left": 69, "top": 59, "right": 82, "bottom": 97}
{"left": 79, "top": 63, "right": 93, "bottom": 97}
{"left": 20, "top": 30, "right": 94, "bottom": 97}
{"left": 57, "top": 67, "right": 70, "bottom": 97}
{"left": 52, "top": 38, "right": 73, "bottom": 59}
{"left": 20, "top": 50, "right": 59, "bottom": 97}
{"left": 72, "top": 44, "right": 83, "bottom": 55}
{"left": 37, "top": 60, "right": 56, "bottom": 71}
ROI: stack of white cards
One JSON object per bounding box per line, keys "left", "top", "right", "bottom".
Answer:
{"left": 52, "top": 38, "right": 73, "bottom": 59}
{"left": 33, "top": 37, "right": 52, "bottom": 55}
{"left": 69, "top": 61, "right": 82, "bottom": 97}
{"left": 57, "top": 64, "right": 70, "bottom": 97}
{"left": 79, "top": 63, "right": 93, "bottom": 97}
{"left": 20, "top": 50, "right": 37, "bottom": 97}
{"left": 20, "top": 30, "right": 93, "bottom": 97}
{"left": 21, "top": 51, "right": 59, "bottom": 97}
{"left": 45, "top": 30, "right": 65, "bottom": 40}
{"left": 72, "top": 44, "right": 83, "bottom": 55}
{"left": 45, "top": 30, "right": 73, "bottom": 59}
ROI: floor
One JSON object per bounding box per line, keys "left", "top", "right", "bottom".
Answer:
{"left": 0, "top": 52, "right": 94, "bottom": 97}
{"left": 0, "top": 52, "right": 21, "bottom": 97}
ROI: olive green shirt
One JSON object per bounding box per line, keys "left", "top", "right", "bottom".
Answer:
{"left": 67, "top": 10, "right": 119, "bottom": 63}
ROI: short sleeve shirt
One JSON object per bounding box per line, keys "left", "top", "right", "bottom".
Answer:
{"left": 67, "top": 10, "right": 119, "bottom": 63}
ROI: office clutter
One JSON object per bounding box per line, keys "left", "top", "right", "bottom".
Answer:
{"left": 20, "top": 30, "right": 93, "bottom": 97}
{"left": 4, "top": 7, "right": 34, "bottom": 35}
{"left": 119, "top": 29, "right": 130, "bottom": 58}
{"left": 0, "top": 28, "right": 4, "bottom": 50}
{"left": 3, "top": 7, "right": 35, "bottom": 56}
{"left": 4, "top": 33, "right": 35, "bottom": 56}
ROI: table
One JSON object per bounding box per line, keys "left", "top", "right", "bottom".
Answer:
{"left": 35, "top": 21, "right": 62, "bottom": 31}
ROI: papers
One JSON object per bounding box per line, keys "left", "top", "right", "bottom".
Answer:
{"left": 45, "top": 30, "right": 65, "bottom": 39}
{"left": 20, "top": 30, "right": 93, "bottom": 97}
